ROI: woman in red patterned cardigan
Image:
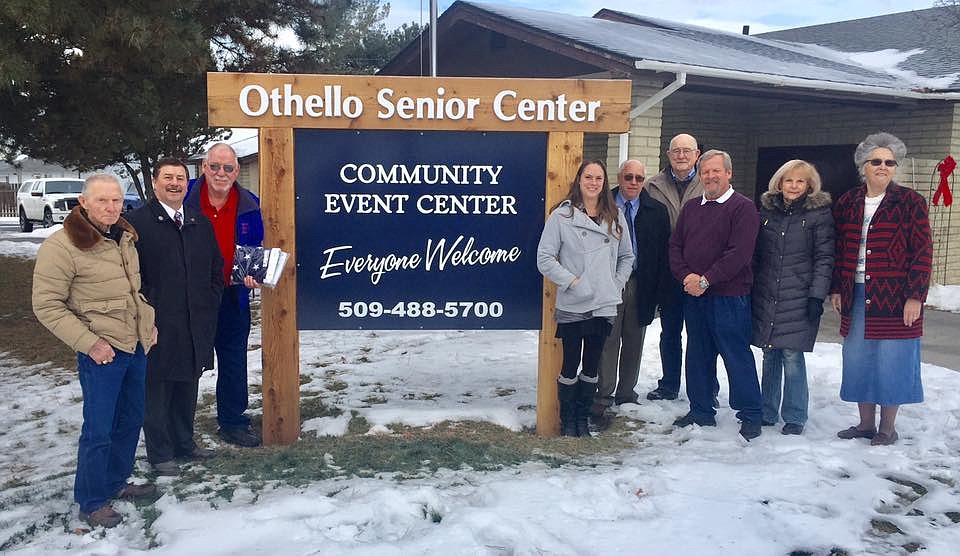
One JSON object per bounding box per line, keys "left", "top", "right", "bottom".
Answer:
{"left": 829, "top": 132, "right": 932, "bottom": 446}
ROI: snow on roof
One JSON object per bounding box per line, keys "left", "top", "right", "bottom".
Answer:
{"left": 759, "top": 7, "right": 960, "bottom": 90}
{"left": 461, "top": 2, "right": 955, "bottom": 93}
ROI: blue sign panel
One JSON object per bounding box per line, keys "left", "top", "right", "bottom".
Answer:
{"left": 294, "top": 130, "right": 547, "bottom": 329}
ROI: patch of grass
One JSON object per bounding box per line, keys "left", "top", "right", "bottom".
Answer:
{"left": 299, "top": 374, "right": 313, "bottom": 385}
{"left": 326, "top": 379, "right": 348, "bottom": 392}
{"left": 301, "top": 396, "right": 342, "bottom": 420}
{"left": 1, "top": 476, "right": 28, "bottom": 489}
{"left": 494, "top": 387, "right": 516, "bottom": 397}
{"left": 945, "top": 511, "right": 960, "bottom": 523}
{"left": 362, "top": 395, "right": 387, "bottom": 405}
{"left": 347, "top": 412, "right": 371, "bottom": 435}
{"left": 870, "top": 518, "right": 904, "bottom": 535}
{"left": 0, "top": 511, "right": 68, "bottom": 552}
{"left": 884, "top": 476, "right": 928, "bottom": 497}
{"left": 180, "top": 419, "right": 636, "bottom": 489}
{"left": 140, "top": 505, "right": 162, "bottom": 548}
{"left": 0, "top": 256, "right": 75, "bottom": 369}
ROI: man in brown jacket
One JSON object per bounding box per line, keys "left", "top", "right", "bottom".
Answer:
{"left": 645, "top": 133, "right": 712, "bottom": 402}
{"left": 33, "top": 174, "right": 158, "bottom": 529}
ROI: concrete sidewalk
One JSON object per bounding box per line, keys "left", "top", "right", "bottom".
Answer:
{"left": 817, "top": 301, "right": 960, "bottom": 371}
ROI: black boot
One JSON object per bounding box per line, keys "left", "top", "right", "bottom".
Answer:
{"left": 557, "top": 379, "right": 578, "bottom": 437}
{"left": 575, "top": 377, "right": 598, "bottom": 437}
{"left": 559, "top": 400, "right": 577, "bottom": 437}
{"left": 575, "top": 398, "right": 590, "bottom": 437}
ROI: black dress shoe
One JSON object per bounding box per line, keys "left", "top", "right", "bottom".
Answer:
{"left": 218, "top": 426, "right": 261, "bottom": 448}
{"left": 178, "top": 446, "right": 217, "bottom": 460}
{"left": 740, "top": 421, "right": 762, "bottom": 441}
{"left": 614, "top": 394, "right": 641, "bottom": 405}
{"left": 673, "top": 413, "right": 717, "bottom": 427}
{"left": 646, "top": 388, "right": 678, "bottom": 401}
{"left": 781, "top": 423, "right": 804, "bottom": 435}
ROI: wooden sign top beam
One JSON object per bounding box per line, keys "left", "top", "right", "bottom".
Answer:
{"left": 208, "top": 73, "right": 631, "bottom": 133}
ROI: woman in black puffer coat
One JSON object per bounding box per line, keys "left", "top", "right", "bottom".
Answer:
{"left": 752, "top": 160, "right": 834, "bottom": 435}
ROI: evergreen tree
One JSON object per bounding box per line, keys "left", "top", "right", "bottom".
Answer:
{"left": 0, "top": 0, "right": 418, "bottom": 196}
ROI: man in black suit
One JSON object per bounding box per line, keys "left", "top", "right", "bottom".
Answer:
{"left": 593, "top": 159, "right": 672, "bottom": 425}
{"left": 126, "top": 158, "right": 223, "bottom": 475}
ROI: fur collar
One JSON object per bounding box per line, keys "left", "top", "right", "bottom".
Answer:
{"left": 760, "top": 190, "right": 832, "bottom": 211}
{"left": 63, "top": 206, "right": 137, "bottom": 250}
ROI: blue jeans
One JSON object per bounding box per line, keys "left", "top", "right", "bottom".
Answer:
{"left": 683, "top": 294, "right": 762, "bottom": 423}
{"left": 657, "top": 284, "right": 684, "bottom": 394}
{"left": 761, "top": 348, "right": 808, "bottom": 425}
{"left": 75, "top": 344, "right": 146, "bottom": 514}
{"left": 215, "top": 286, "right": 252, "bottom": 430}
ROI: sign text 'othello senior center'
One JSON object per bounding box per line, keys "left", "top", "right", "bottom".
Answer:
{"left": 238, "top": 84, "right": 604, "bottom": 123}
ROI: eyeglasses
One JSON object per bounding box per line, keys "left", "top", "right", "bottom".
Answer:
{"left": 867, "top": 159, "right": 898, "bottom": 167}
{"left": 207, "top": 163, "right": 236, "bottom": 173}
{"left": 622, "top": 173, "right": 645, "bottom": 183}
{"left": 668, "top": 148, "right": 696, "bottom": 157}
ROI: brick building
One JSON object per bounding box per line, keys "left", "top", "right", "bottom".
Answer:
{"left": 381, "top": 2, "right": 960, "bottom": 284}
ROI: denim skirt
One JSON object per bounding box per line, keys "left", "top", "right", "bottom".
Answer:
{"left": 840, "top": 283, "right": 923, "bottom": 405}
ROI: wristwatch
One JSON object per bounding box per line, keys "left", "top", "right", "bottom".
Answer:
{"left": 698, "top": 275, "right": 710, "bottom": 290}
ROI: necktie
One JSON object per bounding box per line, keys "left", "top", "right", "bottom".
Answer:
{"left": 174, "top": 211, "right": 183, "bottom": 229}
{"left": 624, "top": 200, "right": 637, "bottom": 267}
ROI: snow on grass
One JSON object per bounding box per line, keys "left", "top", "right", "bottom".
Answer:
{"left": 2, "top": 320, "right": 960, "bottom": 555}
{"left": 0, "top": 240, "right": 40, "bottom": 258}
{"left": 926, "top": 284, "right": 960, "bottom": 313}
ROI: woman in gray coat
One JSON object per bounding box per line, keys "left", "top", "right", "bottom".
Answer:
{"left": 752, "top": 160, "right": 834, "bottom": 435}
{"left": 537, "top": 160, "right": 634, "bottom": 436}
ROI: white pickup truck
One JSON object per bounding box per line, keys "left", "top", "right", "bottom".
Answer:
{"left": 16, "top": 178, "right": 84, "bottom": 232}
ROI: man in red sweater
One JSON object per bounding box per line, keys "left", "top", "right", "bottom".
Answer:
{"left": 668, "top": 150, "right": 763, "bottom": 440}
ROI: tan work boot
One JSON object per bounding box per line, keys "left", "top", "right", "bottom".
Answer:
{"left": 79, "top": 505, "right": 122, "bottom": 528}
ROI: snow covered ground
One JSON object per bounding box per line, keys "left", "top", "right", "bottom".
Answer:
{"left": 2, "top": 320, "right": 959, "bottom": 555}
{"left": 926, "top": 285, "right": 960, "bottom": 313}
{"left": 2, "top": 232, "right": 960, "bottom": 554}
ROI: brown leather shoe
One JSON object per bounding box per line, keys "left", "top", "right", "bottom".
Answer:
{"left": 116, "top": 482, "right": 157, "bottom": 499}
{"left": 870, "top": 430, "right": 899, "bottom": 446}
{"left": 836, "top": 426, "right": 876, "bottom": 440}
{"left": 79, "top": 505, "right": 122, "bottom": 528}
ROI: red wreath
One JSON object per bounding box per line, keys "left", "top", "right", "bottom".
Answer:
{"left": 933, "top": 155, "right": 955, "bottom": 207}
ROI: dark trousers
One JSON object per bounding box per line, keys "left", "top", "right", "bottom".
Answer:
{"left": 657, "top": 285, "right": 685, "bottom": 394}
{"left": 558, "top": 330, "right": 607, "bottom": 402}
{"left": 144, "top": 378, "right": 200, "bottom": 463}
{"left": 683, "top": 294, "right": 762, "bottom": 423}
{"left": 215, "top": 286, "right": 252, "bottom": 430}
{"left": 75, "top": 344, "right": 146, "bottom": 514}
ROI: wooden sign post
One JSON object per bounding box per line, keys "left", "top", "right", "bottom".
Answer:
{"left": 207, "top": 73, "right": 630, "bottom": 443}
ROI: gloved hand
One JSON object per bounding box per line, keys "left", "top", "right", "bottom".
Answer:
{"left": 807, "top": 297, "right": 824, "bottom": 321}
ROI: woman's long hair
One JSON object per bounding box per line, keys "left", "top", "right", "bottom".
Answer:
{"left": 551, "top": 160, "right": 623, "bottom": 238}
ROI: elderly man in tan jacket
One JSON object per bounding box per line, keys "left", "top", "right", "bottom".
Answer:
{"left": 33, "top": 174, "right": 157, "bottom": 529}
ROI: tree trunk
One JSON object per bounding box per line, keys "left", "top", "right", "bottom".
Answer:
{"left": 138, "top": 153, "right": 154, "bottom": 199}
{"left": 123, "top": 161, "right": 147, "bottom": 201}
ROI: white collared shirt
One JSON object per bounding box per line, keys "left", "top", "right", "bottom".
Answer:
{"left": 158, "top": 200, "right": 183, "bottom": 223}
{"left": 700, "top": 186, "right": 734, "bottom": 205}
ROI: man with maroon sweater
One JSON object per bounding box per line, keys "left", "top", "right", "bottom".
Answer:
{"left": 668, "top": 150, "right": 763, "bottom": 440}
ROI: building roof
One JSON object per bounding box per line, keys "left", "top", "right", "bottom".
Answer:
{"left": 759, "top": 7, "right": 960, "bottom": 91}
{"left": 383, "top": 2, "right": 960, "bottom": 98}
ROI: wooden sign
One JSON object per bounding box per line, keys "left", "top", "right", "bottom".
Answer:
{"left": 212, "top": 72, "right": 632, "bottom": 443}
{"left": 208, "top": 73, "right": 631, "bottom": 133}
